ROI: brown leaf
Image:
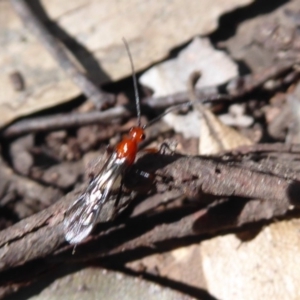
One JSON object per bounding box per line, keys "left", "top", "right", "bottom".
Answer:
{"left": 201, "top": 220, "right": 300, "bottom": 300}
{"left": 0, "top": 0, "right": 254, "bottom": 127}
{"left": 196, "top": 102, "right": 253, "bottom": 155}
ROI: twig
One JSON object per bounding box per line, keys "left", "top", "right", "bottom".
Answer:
{"left": 229, "top": 143, "right": 300, "bottom": 155}
{"left": 1, "top": 147, "right": 300, "bottom": 298}
{"left": 226, "top": 60, "right": 298, "bottom": 97}
{"left": 0, "top": 149, "right": 300, "bottom": 273}
{"left": 1, "top": 60, "right": 298, "bottom": 138}
{"left": 10, "top": 0, "right": 114, "bottom": 109}
{"left": 0, "top": 106, "right": 131, "bottom": 137}
{"left": 145, "top": 60, "right": 297, "bottom": 108}
{"left": 0, "top": 160, "right": 62, "bottom": 214}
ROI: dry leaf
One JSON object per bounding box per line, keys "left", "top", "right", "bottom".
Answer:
{"left": 201, "top": 220, "right": 300, "bottom": 300}
{"left": 50, "top": 0, "right": 253, "bottom": 82}
{"left": 0, "top": 0, "right": 254, "bottom": 128}
{"left": 28, "top": 268, "right": 195, "bottom": 300}
{"left": 140, "top": 37, "right": 238, "bottom": 97}
{"left": 141, "top": 37, "right": 239, "bottom": 139}
{"left": 0, "top": 1, "right": 81, "bottom": 128}
{"left": 195, "top": 102, "right": 253, "bottom": 155}
{"left": 142, "top": 37, "right": 252, "bottom": 153}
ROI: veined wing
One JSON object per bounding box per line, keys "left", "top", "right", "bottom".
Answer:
{"left": 64, "top": 153, "right": 127, "bottom": 244}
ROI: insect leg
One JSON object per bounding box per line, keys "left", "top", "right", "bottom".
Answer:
{"left": 111, "top": 181, "right": 124, "bottom": 220}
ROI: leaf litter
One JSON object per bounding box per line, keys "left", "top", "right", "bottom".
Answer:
{"left": 1, "top": 0, "right": 300, "bottom": 299}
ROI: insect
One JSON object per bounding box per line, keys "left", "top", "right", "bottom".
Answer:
{"left": 64, "top": 39, "right": 193, "bottom": 245}
{"left": 64, "top": 39, "right": 148, "bottom": 244}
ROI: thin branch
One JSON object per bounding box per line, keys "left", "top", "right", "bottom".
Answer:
{"left": 0, "top": 148, "right": 300, "bottom": 273}
{"left": 1, "top": 60, "right": 298, "bottom": 138}
{"left": 145, "top": 60, "right": 297, "bottom": 108}
{"left": 10, "top": 0, "right": 114, "bottom": 109}
{"left": 0, "top": 106, "right": 131, "bottom": 137}
{"left": 226, "top": 60, "right": 298, "bottom": 96}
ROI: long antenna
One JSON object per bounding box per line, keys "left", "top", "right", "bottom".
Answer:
{"left": 144, "top": 102, "right": 192, "bottom": 128}
{"left": 122, "top": 38, "right": 141, "bottom": 127}
{"left": 145, "top": 94, "right": 232, "bottom": 129}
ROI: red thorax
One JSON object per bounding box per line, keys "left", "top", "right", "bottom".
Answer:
{"left": 115, "top": 126, "right": 145, "bottom": 165}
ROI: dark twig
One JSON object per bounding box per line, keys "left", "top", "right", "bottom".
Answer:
{"left": 0, "top": 160, "right": 62, "bottom": 212}
{"left": 1, "top": 106, "right": 131, "bottom": 137}
{"left": 1, "top": 148, "right": 300, "bottom": 273}
{"left": 145, "top": 60, "right": 297, "bottom": 108}
{"left": 228, "top": 143, "right": 300, "bottom": 155}
{"left": 1, "top": 60, "right": 298, "bottom": 138}
{"left": 226, "top": 60, "right": 299, "bottom": 97}
{"left": 1, "top": 147, "right": 300, "bottom": 298}
{"left": 10, "top": 0, "right": 114, "bottom": 109}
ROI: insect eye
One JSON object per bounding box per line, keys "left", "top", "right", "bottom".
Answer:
{"left": 141, "top": 133, "right": 146, "bottom": 140}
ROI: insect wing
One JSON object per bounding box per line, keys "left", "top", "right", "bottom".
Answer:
{"left": 64, "top": 153, "right": 127, "bottom": 244}
{"left": 64, "top": 192, "right": 100, "bottom": 244}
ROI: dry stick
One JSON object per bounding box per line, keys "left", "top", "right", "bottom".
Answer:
{"left": 0, "top": 98, "right": 209, "bottom": 138}
{"left": 189, "top": 71, "right": 228, "bottom": 151}
{"left": 0, "top": 160, "right": 62, "bottom": 208}
{"left": 145, "top": 60, "right": 297, "bottom": 108}
{"left": 1, "top": 106, "right": 131, "bottom": 137}
{"left": 226, "top": 60, "right": 299, "bottom": 96}
{"left": 1, "top": 60, "right": 297, "bottom": 138}
{"left": 229, "top": 143, "right": 300, "bottom": 155}
{"left": 10, "top": 0, "right": 113, "bottom": 109}
{"left": 0, "top": 152, "right": 300, "bottom": 272}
